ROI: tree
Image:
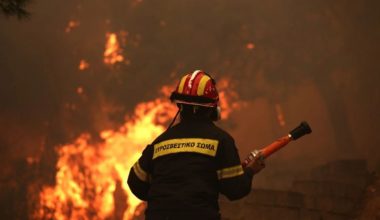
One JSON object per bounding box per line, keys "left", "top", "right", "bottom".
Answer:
{"left": 0, "top": 0, "right": 31, "bottom": 19}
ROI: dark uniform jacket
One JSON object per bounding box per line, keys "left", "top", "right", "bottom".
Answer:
{"left": 127, "top": 118, "right": 254, "bottom": 220}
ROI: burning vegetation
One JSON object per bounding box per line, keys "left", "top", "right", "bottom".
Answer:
{"left": 35, "top": 84, "right": 240, "bottom": 219}
{"left": 0, "top": 0, "right": 379, "bottom": 220}
{"left": 36, "top": 97, "right": 176, "bottom": 220}
{"left": 33, "top": 32, "right": 242, "bottom": 219}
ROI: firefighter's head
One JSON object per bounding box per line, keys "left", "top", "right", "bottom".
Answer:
{"left": 170, "top": 70, "right": 220, "bottom": 121}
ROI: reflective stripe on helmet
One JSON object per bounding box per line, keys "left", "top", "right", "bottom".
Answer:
{"left": 177, "top": 75, "right": 188, "bottom": 93}
{"left": 188, "top": 70, "right": 202, "bottom": 89}
{"left": 197, "top": 75, "right": 211, "bottom": 96}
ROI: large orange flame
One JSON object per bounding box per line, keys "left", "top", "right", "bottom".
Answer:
{"left": 36, "top": 80, "right": 240, "bottom": 220}
{"left": 37, "top": 97, "right": 176, "bottom": 220}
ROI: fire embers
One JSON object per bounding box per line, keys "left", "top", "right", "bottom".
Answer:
{"left": 78, "top": 59, "right": 90, "bottom": 71}
{"left": 65, "top": 20, "right": 80, "bottom": 33}
{"left": 104, "top": 33, "right": 125, "bottom": 66}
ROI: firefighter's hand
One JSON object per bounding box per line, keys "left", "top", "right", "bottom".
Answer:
{"left": 246, "top": 151, "right": 265, "bottom": 175}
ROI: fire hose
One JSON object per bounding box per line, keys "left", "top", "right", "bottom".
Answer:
{"left": 242, "top": 121, "right": 312, "bottom": 168}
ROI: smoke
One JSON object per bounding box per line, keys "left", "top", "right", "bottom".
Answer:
{"left": 0, "top": 0, "right": 379, "bottom": 216}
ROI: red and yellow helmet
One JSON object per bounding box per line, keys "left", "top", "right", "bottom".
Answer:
{"left": 170, "top": 70, "right": 219, "bottom": 107}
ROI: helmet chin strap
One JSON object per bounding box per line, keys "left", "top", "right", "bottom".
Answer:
{"left": 165, "top": 109, "right": 180, "bottom": 132}
{"left": 210, "top": 105, "right": 221, "bottom": 121}
{"left": 216, "top": 106, "right": 221, "bottom": 121}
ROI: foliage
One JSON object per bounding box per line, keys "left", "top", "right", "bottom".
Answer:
{"left": 0, "top": 0, "right": 31, "bottom": 19}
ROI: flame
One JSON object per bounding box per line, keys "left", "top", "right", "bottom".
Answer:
{"left": 218, "top": 79, "right": 243, "bottom": 119}
{"left": 65, "top": 20, "right": 80, "bottom": 33}
{"left": 104, "top": 33, "right": 124, "bottom": 66}
{"left": 36, "top": 80, "right": 238, "bottom": 220}
{"left": 37, "top": 96, "right": 177, "bottom": 220}
{"left": 79, "top": 59, "right": 90, "bottom": 71}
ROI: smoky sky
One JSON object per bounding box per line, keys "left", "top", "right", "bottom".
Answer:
{"left": 0, "top": 0, "right": 379, "bottom": 187}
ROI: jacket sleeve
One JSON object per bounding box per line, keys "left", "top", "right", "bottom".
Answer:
{"left": 127, "top": 145, "right": 153, "bottom": 201}
{"left": 216, "top": 136, "right": 254, "bottom": 201}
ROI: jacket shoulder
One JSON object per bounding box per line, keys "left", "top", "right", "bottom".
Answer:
{"left": 211, "top": 124, "right": 235, "bottom": 142}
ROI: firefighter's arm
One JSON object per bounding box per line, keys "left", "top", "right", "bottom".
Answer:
{"left": 217, "top": 137, "right": 262, "bottom": 201}
{"left": 127, "top": 145, "right": 153, "bottom": 201}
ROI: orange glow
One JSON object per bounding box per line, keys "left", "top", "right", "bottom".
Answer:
{"left": 218, "top": 79, "right": 243, "bottom": 119}
{"left": 78, "top": 59, "right": 90, "bottom": 70}
{"left": 275, "top": 104, "right": 286, "bottom": 127}
{"left": 36, "top": 79, "right": 239, "bottom": 220}
{"left": 65, "top": 20, "right": 80, "bottom": 33}
{"left": 246, "top": 42, "right": 255, "bottom": 50}
{"left": 104, "top": 33, "right": 124, "bottom": 66}
{"left": 36, "top": 94, "right": 177, "bottom": 220}
{"left": 160, "top": 85, "right": 175, "bottom": 97}
{"left": 76, "top": 87, "right": 84, "bottom": 95}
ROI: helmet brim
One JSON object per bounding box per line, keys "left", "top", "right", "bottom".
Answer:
{"left": 173, "top": 100, "right": 217, "bottom": 108}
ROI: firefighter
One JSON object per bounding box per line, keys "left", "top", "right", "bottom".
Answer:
{"left": 128, "top": 70, "right": 265, "bottom": 220}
